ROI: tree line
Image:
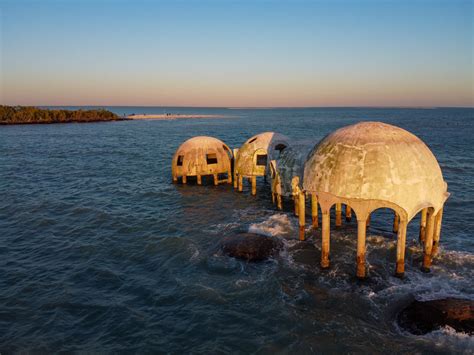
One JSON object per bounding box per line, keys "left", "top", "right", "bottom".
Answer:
{"left": 0, "top": 105, "right": 121, "bottom": 125}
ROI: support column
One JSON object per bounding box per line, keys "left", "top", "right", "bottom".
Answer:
{"left": 393, "top": 212, "right": 400, "bottom": 233}
{"left": 298, "top": 192, "right": 305, "bottom": 241}
{"left": 277, "top": 194, "right": 282, "bottom": 210}
{"left": 294, "top": 195, "right": 299, "bottom": 216}
{"left": 233, "top": 172, "right": 238, "bottom": 189}
{"left": 227, "top": 170, "right": 232, "bottom": 184}
{"left": 182, "top": 175, "right": 187, "bottom": 184}
{"left": 213, "top": 174, "right": 218, "bottom": 186}
{"left": 251, "top": 176, "right": 257, "bottom": 196}
{"left": 335, "top": 203, "right": 342, "bottom": 227}
{"left": 422, "top": 210, "right": 436, "bottom": 272}
{"left": 366, "top": 213, "right": 371, "bottom": 227}
{"left": 321, "top": 209, "right": 330, "bottom": 268}
{"left": 356, "top": 218, "right": 367, "bottom": 279}
{"left": 311, "top": 194, "right": 319, "bottom": 228}
{"left": 271, "top": 193, "right": 276, "bottom": 204}
{"left": 238, "top": 175, "right": 243, "bottom": 192}
{"left": 345, "top": 205, "right": 352, "bottom": 222}
{"left": 432, "top": 208, "right": 444, "bottom": 257}
{"left": 173, "top": 175, "right": 178, "bottom": 183}
{"left": 419, "top": 208, "right": 427, "bottom": 243}
{"left": 395, "top": 219, "right": 408, "bottom": 278}
{"left": 197, "top": 175, "right": 202, "bottom": 185}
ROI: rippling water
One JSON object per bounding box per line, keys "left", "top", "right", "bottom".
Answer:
{"left": 1, "top": 107, "right": 473, "bottom": 352}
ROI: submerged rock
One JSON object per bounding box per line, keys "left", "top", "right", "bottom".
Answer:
{"left": 220, "top": 233, "right": 283, "bottom": 261}
{"left": 397, "top": 298, "right": 474, "bottom": 335}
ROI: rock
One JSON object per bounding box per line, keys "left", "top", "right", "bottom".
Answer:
{"left": 220, "top": 233, "right": 283, "bottom": 261}
{"left": 397, "top": 298, "right": 474, "bottom": 335}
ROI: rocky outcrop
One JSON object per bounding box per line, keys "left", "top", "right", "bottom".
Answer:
{"left": 220, "top": 233, "right": 283, "bottom": 261}
{"left": 397, "top": 298, "right": 474, "bottom": 335}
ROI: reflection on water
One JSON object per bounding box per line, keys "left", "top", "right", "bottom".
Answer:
{"left": 0, "top": 108, "right": 473, "bottom": 352}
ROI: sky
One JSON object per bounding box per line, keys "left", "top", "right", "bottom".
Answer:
{"left": 0, "top": 0, "right": 472, "bottom": 107}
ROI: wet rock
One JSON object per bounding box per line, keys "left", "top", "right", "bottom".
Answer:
{"left": 397, "top": 298, "right": 474, "bottom": 335}
{"left": 220, "top": 233, "right": 283, "bottom": 261}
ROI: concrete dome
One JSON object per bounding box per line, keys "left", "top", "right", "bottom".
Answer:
{"left": 303, "top": 121, "right": 448, "bottom": 220}
{"left": 235, "top": 132, "right": 290, "bottom": 177}
{"left": 272, "top": 143, "right": 313, "bottom": 197}
{"left": 172, "top": 136, "right": 232, "bottom": 183}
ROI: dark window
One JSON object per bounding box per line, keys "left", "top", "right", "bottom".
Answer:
{"left": 275, "top": 144, "right": 287, "bottom": 152}
{"left": 248, "top": 137, "right": 257, "bottom": 144}
{"left": 177, "top": 155, "right": 184, "bottom": 166}
{"left": 256, "top": 154, "right": 267, "bottom": 166}
{"left": 206, "top": 153, "right": 218, "bottom": 164}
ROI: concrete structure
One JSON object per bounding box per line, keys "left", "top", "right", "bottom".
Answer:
{"left": 234, "top": 132, "right": 290, "bottom": 195}
{"left": 172, "top": 136, "right": 233, "bottom": 185}
{"left": 268, "top": 143, "right": 314, "bottom": 240}
{"left": 303, "top": 122, "right": 449, "bottom": 279}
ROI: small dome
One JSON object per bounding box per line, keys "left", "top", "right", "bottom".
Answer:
{"left": 303, "top": 122, "right": 448, "bottom": 220}
{"left": 235, "top": 132, "right": 290, "bottom": 177}
{"left": 172, "top": 136, "right": 232, "bottom": 178}
{"left": 272, "top": 143, "right": 314, "bottom": 197}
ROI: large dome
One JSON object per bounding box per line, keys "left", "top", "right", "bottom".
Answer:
{"left": 303, "top": 122, "right": 448, "bottom": 220}
{"left": 172, "top": 136, "right": 232, "bottom": 178}
{"left": 235, "top": 132, "right": 290, "bottom": 177}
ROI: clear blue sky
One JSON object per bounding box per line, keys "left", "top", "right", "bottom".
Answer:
{"left": 1, "top": 0, "right": 472, "bottom": 107}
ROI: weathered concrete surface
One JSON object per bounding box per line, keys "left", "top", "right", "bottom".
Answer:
{"left": 272, "top": 142, "right": 314, "bottom": 197}
{"left": 235, "top": 132, "right": 290, "bottom": 178}
{"left": 172, "top": 136, "right": 232, "bottom": 182}
{"left": 397, "top": 298, "right": 474, "bottom": 335}
{"left": 303, "top": 122, "right": 449, "bottom": 220}
{"left": 220, "top": 233, "right": 283, "bottom": 261}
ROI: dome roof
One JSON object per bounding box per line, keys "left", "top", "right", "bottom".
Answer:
{"left": 172, "top": 136, "right": 232, "bottom": 177}
{"left": 235, "top": 132, "right": 290, "bottom": 177}
{"left": 303, "top": 122, "right": 448, "bottom": 220}
{"left": 273, "top": 142, "right": 314, "bottom": 196}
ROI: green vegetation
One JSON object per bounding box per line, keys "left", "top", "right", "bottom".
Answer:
{"left": 0, "top": 105, "right": 122, "bottom": 125}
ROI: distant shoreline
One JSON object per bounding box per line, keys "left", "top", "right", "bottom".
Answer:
{"left": 127, "top": 114, "right": 229, "bottom": 120}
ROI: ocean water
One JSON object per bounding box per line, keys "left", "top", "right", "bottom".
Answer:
{"left": 0, "top": 107, "right": 473, "bottom": 353}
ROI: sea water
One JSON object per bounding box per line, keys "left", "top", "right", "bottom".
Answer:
{"left": 0, "top": 107, "right": 473, "bottom": 352}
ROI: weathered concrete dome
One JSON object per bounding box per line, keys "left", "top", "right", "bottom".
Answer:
{"left": 172, "top": 136, "right": 232, "bottom": 184}
{"left": 235, "top": 132, "right": 290, "bottom": 177}
{"left": 271, "top": 143, "right": 313, "bottom": 197}
{"left": 303, "top": 121, "right": 449, "bottom": 220}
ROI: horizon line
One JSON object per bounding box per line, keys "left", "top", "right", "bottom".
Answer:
{"left": 4, "top": 104, "right": 474, "bottom": 110}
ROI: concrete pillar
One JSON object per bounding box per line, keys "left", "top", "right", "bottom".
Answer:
{"left": 419, "top": 208, "right": 427, "bottom": 243}
{"left": 393, "top": 212, "right": 400, "bottom": 233}
{"left": 173, "top": 175, "right": 178, "bottom": 183}
{"left": 395, "top": 219, "right": 408, "bottom": 278}
{"left": 335, "top": 203, "right": 342, "bottom": 227}
{"left": 298, "top": 192, "right": 305, "bottom": 241}
{"left": 182, "top": 175, "right": 187, "bottom": 184}
{"left": 432, "top": 208, "right": 444, "bottom": 257}
{"left": 271, "top": 193, "right": 276, "bottom": 204}
{"left": 356, "top": 218, "right": 367, "bottom": 279}
{"left": 197, "top": 175, "right": 202, "bottom": 185}
{"left": 321, "top": 209, "right": 330, "bottom": 269}
{"left": 294, "top": 195, "right": 299, "bottom": 216}
{"left": 311, "top": 194, "right": 319, "bottom": 228}
{"left": 238, "top": 175, "right": 243, "bottom": 192}
{"left": 233, "top": 172, "right": 238, "bottom": 189}
{"left": 366, "top": 213, "right": 371, "bottom": 227}
{"left": 422, "top": 210, "right": 436, "bottom": 272}
{"left": 227, "top": 170, "right": 232, "bottom": 184}
{"left": 345, "top": 205, "right": 352, "bottom": 222}
{"left": 277, "top": 194, "right": 282, "bottom": 210}
{"left": 213, "top": 174, "right": 218, "bottom": 186}
{"left": 251, "top": 176, "right": 257, "bottom": 196}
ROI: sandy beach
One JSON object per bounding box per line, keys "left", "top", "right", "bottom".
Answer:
{"left": 127, "top": 114, "right": 228, "bottom": 120}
